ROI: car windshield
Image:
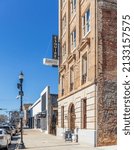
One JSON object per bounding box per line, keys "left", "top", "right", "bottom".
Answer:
{"left": 0, "top": 126, "right": 9, "bottom": 129}
{"left": 0, "top": 126, "right": 10, "bottom": 131}
{"left": 0, "top": 131, "right": 2, "bottom": 134}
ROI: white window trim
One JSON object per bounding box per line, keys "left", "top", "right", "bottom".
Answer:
{"left": 70, "top": 28, "right": 76, "bottom": 51}
{"left": 70, "top": 66, "right": 74, "bottom": 91}
{"left": 81, "top": 52, "right": 88, "bottom": 85}
{"left": 62, "top": 14, "right": 66, "bottom": 34}
{"left": 62, "top": 0, "right": 66, "bottom": 9}
{"left": 70, "top": 0, "right": 76, "bottom": 17}
{"left": 62, "top": 42, "right": 67, "bottom": 63}
{"left": 82, "top": 8, "right": 91, "bottom": 38}
{"left": 62, "top": 43, "right": 66, "bottom": 56}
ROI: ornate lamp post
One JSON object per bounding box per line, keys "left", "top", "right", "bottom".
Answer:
{"left": 17, "top": 72, "right": 25, "bottom": 149}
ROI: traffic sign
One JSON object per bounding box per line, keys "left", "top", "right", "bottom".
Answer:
{"left": 19, "top": 111, "right": 24, "bottom": 118}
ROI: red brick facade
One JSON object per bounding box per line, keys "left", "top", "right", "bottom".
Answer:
{"left": 96, "top": 0, "right": 117, "bottom": 146}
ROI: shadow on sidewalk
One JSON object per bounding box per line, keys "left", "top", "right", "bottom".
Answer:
{"left": 9, "top": 135, "right": 20, "bottom": 150}
{"left": 26, "top": 143, "right": 79, "bottom": 149}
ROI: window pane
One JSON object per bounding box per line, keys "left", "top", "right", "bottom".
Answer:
{"left": 86, "top": 9, "right": 90, "bottom": 32}
{"left": 70, "top": 66, "right": 74, "bottom": 91}
{"left": 82, "top": 16, "right": 85, "bottom": 36}
{"left": 86, "top": 9, "right": 90, "bottom": 21}
{"left": 74, "top": 0, "right": 76, "bottom": 9}
{"left": 82, "top": 99, "right": 87, "bottom": 128}
{"left": 82, "top": 53, "right": 87, "bottom": 84}
{"left": 74, "top": 30, "right": 76, "bottom": 47}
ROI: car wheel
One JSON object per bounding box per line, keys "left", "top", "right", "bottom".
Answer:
{"left": 4, "top": 143, "right": 8, "bottom": 150}
{"left": 11, "top": 136, "right": 13, "bottom": 140}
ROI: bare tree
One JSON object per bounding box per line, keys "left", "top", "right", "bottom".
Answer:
{"left": 0, "top": 114, "right": 8, "bottom": 123}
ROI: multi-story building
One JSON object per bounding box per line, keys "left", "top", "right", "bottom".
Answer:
{"left": 57, "top": 0, "right": 117, "bottom": 146}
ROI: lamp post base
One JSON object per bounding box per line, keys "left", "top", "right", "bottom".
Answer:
{"left": 17, "top": 142, "right": 25, "bottom": 149}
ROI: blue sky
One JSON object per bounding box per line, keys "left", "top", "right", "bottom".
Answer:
{"left": 0, "top": 0, "right": 58, "bottom": 114}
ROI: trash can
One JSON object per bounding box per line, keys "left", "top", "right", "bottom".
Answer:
{"left": 65, "top": 130, "right": 72, "bottom": 142}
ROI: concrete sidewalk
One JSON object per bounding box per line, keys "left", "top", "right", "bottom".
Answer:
{"left": 17, "top": 129, "right": 116, "bottom": 150}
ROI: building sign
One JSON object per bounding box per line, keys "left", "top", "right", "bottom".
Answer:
{"left": 37, "top": 112, "right": 46, "bottom": 118}
{"left": 52, "top": 35, "right": 58, "bottom": 59}
{"left": 43, "top": 58, "right": 59, "bottom": 67}
{"left": 19, "top": 111, "right": 24, "bottom": 118}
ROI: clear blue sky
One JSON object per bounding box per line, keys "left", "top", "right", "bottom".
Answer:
{"left": 0, "top": 0, "right": 58, "bottom": 114}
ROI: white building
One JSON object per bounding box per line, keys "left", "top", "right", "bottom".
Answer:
{"left": 28, "top": 86, "right": 58, "bottom": 134}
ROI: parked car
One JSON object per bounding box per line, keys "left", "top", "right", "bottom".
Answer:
{"left": 10, "top": 126, "right": 16, "bottom": 136}
{"left": 0, "top": 125, "right": 13, "bottom": 139}
{"left": 0, "top": 129, "right": 11, "bottom": 150}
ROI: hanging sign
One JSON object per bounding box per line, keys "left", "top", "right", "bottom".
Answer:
{"left": 52, "top": 35, "right": 58, "bottom": 59}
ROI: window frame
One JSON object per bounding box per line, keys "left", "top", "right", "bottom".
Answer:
{"left": 70, "top": 28, "right": 76, "bottom": 51}
{"left": 81, "top": 99, "right": 87, "bottom": 129}
{"left": 62, "top": 42, "right": 66, "bottom": 57}
{"left": 62, "top": 13, "right": 66, "bottom": 34}
{"left": 81, "top": 52, "right": 87, "bottom": 85}
{"left": 62, "top": 0, "right": 66, "bottom": 8}
{"left": 82, "top": 8, "right": 90, "bottom": 37}
{"left": 70, "top": 0, "right": 76, "bottom": 16}
{"left": 70, "top": 66, "right": 74, "bottom": 91}
{"left": 61, "top": 75, "right": 65, "bottom": 96}
{"left": 61, "top": 106, "right": 64, "bottom": 128}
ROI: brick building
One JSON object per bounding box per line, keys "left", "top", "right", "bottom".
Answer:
{"left": 57, "top": 0, "right": 117, "bottom": 146}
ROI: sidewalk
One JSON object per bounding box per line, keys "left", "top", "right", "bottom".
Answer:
{"left": 17, "top": 129, "right": 117, "bottom": 150}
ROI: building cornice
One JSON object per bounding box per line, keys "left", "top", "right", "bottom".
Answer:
{"left": 58, "top": 80, "right": 96, "bottom": 102}
{"left": 59, "top": 64, "right": 66, "bottom": 73}
{"left": 67, "top": 53, "right": 76, "bottom": 64}
{"left": 78, "top": 37, "right": 90, "bottom": 53}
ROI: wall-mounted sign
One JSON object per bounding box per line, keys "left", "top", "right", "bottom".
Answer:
{"left": 52, "top": 35, "right": 58, "bottom": 59}
{"left": 19, "top": 111, "right": 24, "bottom": 118}
{"left": 43, "top": 58, "right": 59, "bottom": 67}
{"left": 37, "top": 112, "right": 46, "bottom": 118}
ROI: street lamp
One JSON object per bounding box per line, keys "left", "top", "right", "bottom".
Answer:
{"left": 0, "top": 108, "right": 6, "bottom": 110}
{"left": 17, "top": 71, "right": 25, "bottom": 149}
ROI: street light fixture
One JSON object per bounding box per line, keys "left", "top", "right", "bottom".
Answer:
{"left": 0, "top": 108, "right": 6, "bottom": 110}
{"left": 17, "top": 71, "right": 25, "bottom": 149}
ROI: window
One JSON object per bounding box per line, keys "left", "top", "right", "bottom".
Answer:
{"left": 70, "top": 29, "right": 76, "bottom": 50}
{"left": 82, "top": 9, "right": 90, "bottom": 37}
{"left": 81, "top": 99, "right": 87, "bottom": 129}
{"left": 70, "top": 66, "right": 74, "bottom": 91}
{"left": 62, "top": 42, "right": 66, "bottom": 58}
{"left": 62, "top": 14, "right": 66, "bottom": 33}
{"left": 61, "top": 75, "right": 64, "bottom": 96}
{"left": 62, "top": 0, "right": 66, "bottom": 8}
{"left": 61, "top": 106, "right": 64, "bottom": 128}
{"left": 70, "top": 0, "right": 76, "bottom": 15}
{"left": 82, "top": 53, "right": 87, "bottom": 84}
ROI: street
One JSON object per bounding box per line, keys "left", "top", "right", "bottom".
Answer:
{"left": 7, "top": 129, "right": 116, "bottom": 150}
